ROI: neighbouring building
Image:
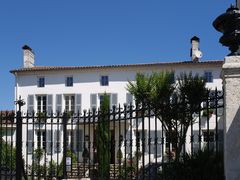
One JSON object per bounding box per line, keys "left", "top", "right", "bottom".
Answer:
{"left": 9, "top": 37, "right": 224, "bottom": 166}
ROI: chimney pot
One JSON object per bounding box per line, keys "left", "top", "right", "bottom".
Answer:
{"left": 22, "top": 45, "right": 35, "bottom": 68}
{"left": 190, "top": 36, "right": 202, "bottom": 62}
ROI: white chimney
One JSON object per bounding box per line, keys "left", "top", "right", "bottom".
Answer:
{"left": 22, "top": 45, "right": 35, "bottom": 68}
{"left": 190, "top": 36, "right": 202, "bottom": 62}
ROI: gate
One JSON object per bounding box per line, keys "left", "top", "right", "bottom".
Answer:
{"left": 0, "top": 89, "right": 224, "bottom": 180}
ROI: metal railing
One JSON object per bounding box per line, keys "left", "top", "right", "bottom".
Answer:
{"left": 0, "top": 90, "right": 224, "bottom": 180}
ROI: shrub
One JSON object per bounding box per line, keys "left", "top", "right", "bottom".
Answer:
{"left": 158, "top": 150, "right": 224, "bottom": 180}
{"left": 0, "top": 140, "right": 16, "bottom": 171}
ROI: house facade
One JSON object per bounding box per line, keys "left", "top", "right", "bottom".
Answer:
{"left": 9, "top": 37, "right": 224, "bottom": 166}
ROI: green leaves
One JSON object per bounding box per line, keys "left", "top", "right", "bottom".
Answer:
{"left": 177, "top": 72, "right": 207, "bottom": 113}
{"left": 97, "top": 93, "right": 111, "bottom": 180}
{"left": 127, "top": 71, "right": 207, "bottom": 161}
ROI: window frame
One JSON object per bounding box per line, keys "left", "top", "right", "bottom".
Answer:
{"left": 66, "top": 76, "right": 73, "bottom": 87}
{"left": 37, "top": 77, "right": 45, "bottom": 88}
{"left": 65, "top": 94, "right": 75, "bottom": 113}
{"left": 37, "top": 95, "right": 47, "bottom": 113}
{"left": 204, "top": 71, "right": 213, "bottom": 83}
{"left": 100, "top": 75, "right": 109, "bottom": 86}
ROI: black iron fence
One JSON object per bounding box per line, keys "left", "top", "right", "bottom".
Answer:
{"left": 0, "top": 90, "right": 224, "bottom": 180}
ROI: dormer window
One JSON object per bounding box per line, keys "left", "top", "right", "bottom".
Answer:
{"left": 66, "top": 76, "right": 73, "bottom": 87}
{"left": 100, "top": 76, "right": 109, "bottom": 86}
{"left": 38, "top": 77, "right": 45, "bottom": 87}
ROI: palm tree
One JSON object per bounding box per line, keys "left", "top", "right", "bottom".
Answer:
{"left": 127, "top": 72, "right": 206, "bottom": 161}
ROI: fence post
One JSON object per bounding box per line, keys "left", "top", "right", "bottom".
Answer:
{"left": 15, "top": 97, "right": 26, "bottom": 180}
{"left": 62, "top": 112, "right": 67, "bottom": 179}
{"left": 222, "top": 56, "right": 240, "bottom": 179}
{"left": 16, "top": 110, "right": 23, "bottom": 180}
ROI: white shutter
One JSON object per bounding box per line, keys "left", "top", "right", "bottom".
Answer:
{"left": 46, "top": 130, "right": 52, "bottom": 154}
{"left": 47, "top": 95, "right": 53, "bottom": 114}
{"left": 75, "top": 94, "right": 82, "bottom": 113}
{"left": 56, "top": 94, "right": 62, "bottom": 113}
{"left": 27, "top": 95, "right": 34, "bottom": 113}
{"left": 90, "top": 94, "right": 97, "bottom": 110}
{"left": 27, "top": 130, "right": 33, "bottom": 154}
{"left": 111, "top": 93, "right": 118, "bottom": 108}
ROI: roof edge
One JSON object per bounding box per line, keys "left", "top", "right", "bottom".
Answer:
{"left": 10, "top": 60, "right": 224, "bottom": 74}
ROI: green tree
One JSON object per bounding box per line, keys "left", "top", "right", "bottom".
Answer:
{"left": 127, "top": 72, "right": 206, "bottom": 161}
{"left": 97, "top": 93, "right": 110, "bottom": 180}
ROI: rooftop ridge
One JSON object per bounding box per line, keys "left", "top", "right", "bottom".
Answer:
{"left": 10, "top": 60, "right": 223, "bottom": 73}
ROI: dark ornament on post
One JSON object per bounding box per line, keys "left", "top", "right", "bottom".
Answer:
{"left": 213, "top": 4, "right": 240, "bottom": 56}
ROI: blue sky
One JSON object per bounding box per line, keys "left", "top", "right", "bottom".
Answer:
{"left": 0, "top": 1, "right": 232, "bottom": 110}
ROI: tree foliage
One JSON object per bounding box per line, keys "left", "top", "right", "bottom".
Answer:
{"left": 97, "top": 93, "right": 110, "bottom": 179}
{"left": 127, "top": 72, "right": 207, "bottom": 161}
{"left": 0, "top": 139, "right": 16, "bottom": 171}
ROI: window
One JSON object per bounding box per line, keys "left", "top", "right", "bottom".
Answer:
{"left": 37, "top": 130, "right": 46, "bottom": 150}
{"left": 204, "top": 71, "right": 213, "bottom": 83}
{"left": 100, "top": 76, "right": 109, "bottom": 86}
{"left": 38, "top": 77, "right": 45, "bottom": 87}
{"left": 37, "top": 95, "right": 47, "bottom": 113}
{"left": 66, "top": 76, "right": 73, "bottom": 87}
{"left": 65, "top": 95, "right": 75, "bottom": 113}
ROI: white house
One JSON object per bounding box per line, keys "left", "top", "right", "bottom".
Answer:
{"left": 9, "top": 37, "right": 223, "bottom": 167}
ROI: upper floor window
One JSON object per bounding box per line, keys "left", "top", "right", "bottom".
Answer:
{"left": 100, "top": 76, "right": 109, "bottom": 86}
{"left": 204, "top": 71, "right": 213, "bottom": 83}
{"left": 38, "top": 77, "right": 45, "bottom": 87}
{"left": 66, "top": 76, "right": 73, "bottom": 87}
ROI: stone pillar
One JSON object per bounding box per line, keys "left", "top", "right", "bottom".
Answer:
{"left": 222, "top": 56, "right": 240, "bottom": 180}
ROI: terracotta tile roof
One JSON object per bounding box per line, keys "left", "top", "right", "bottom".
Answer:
{"left": 10, "top": 60, "right": 223, "bottom": 73}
